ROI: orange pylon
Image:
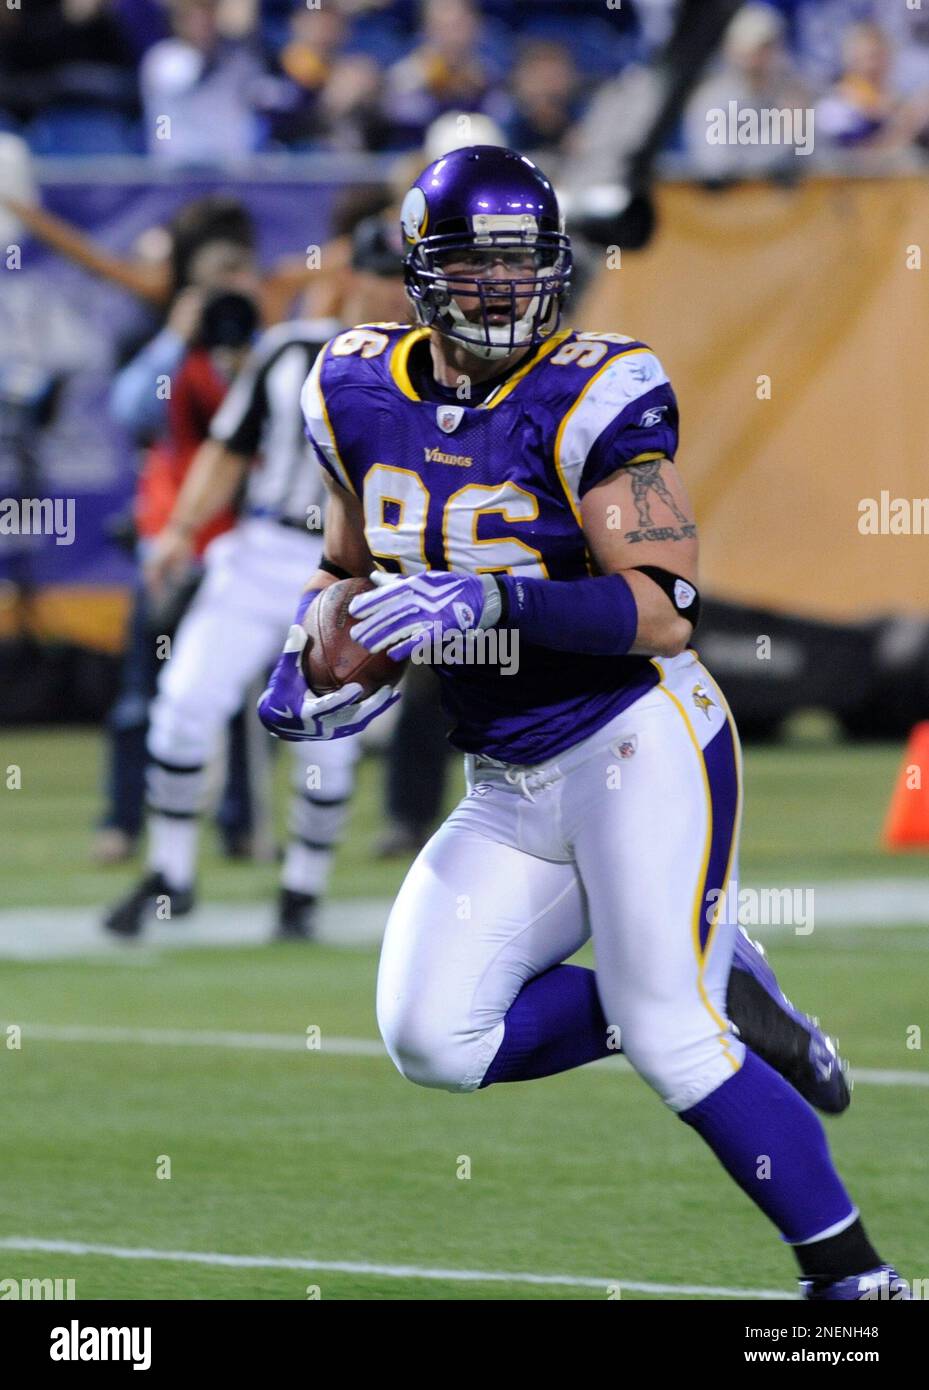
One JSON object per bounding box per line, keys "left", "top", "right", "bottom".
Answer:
{"left": 883, "top": 721, "right": 929, "bottom": 849}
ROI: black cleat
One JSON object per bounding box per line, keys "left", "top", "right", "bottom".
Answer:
{"left": 103, "top": 872, "right": 195, "bottom": 938}
{"left": 275, "top": 888, "right": 318, "bottom": 942}
{"left": 727, "top": 930, "right": 851, "bottom": 1115}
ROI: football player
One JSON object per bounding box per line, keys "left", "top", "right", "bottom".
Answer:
{"left": 259, "top": 147, "right": 904, "bottom": 1300}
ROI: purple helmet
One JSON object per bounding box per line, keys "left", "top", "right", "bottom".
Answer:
{"left": 400, "top": 145, "right": 572, "bottom": 361}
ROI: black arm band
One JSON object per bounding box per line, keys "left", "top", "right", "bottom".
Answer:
{"left": 318, "top": 556, "right": 353, "bottom": 582}
{"left": 630, "top": 566, "right": 701, "bottom": 631}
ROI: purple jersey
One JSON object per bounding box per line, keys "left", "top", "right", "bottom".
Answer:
{"left": 301, "top": 323, "right": 680, "bottom": 764}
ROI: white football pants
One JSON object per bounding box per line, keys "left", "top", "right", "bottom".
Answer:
{"left": 377, "top": 651, "right": 746, "bottom": 1112}
{"left": 146, "top": 518, "right": 359, "bottom": 890}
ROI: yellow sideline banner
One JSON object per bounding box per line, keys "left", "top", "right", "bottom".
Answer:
{"left": 0, "top": 585, "right": 130, "bottom": 654}
{"left": 578, "top": 176, "right": 927, "bottom": 621}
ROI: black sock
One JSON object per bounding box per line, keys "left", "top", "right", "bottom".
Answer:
{"left": 794, "top": 1217, "right": 881, "bottom": 1285}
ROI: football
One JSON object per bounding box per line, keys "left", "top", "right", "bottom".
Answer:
{"left": 300, "top": 577, "right": 408, "bottom": 697}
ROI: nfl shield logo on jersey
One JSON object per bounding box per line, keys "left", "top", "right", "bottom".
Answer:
{"left": 674, "top": 578, "right": 697, "bottom": 610}
{"left": 613, "top": 735, "right": 637, "bottom": 760}
{"left": 437, "top": 406, "right": 464, "bottom": 433}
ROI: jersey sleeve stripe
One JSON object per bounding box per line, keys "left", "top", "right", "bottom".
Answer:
{"left": 624, "top": 450, "right": 668, "bottom": 466}
{"left": 554, "top": 348, "right": 670, "bottom": 520}
{"left": 300, "top": 343, "right": 357, "bottom": 495}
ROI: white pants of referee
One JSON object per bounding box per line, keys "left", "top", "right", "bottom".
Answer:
{"left": 377, "top": 651, "right": 745, "bottom": 1112}
{"left": 146, "top": 517, "right": 359, "bottom": 895}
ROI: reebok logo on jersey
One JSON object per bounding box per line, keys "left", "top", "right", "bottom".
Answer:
{"left": 423, "top": 446, "right": 473, "bottom": 467}
{"left": 639, "top": 405, "right": 668, "bottom": 428}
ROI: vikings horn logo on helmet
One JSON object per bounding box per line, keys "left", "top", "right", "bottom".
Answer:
{"left": 400, "top": 186, "right": 429, "bottom": 246}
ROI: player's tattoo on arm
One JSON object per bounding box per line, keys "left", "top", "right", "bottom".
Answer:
{"left": 623, "top": 459, "right": 696, "bottom": 544}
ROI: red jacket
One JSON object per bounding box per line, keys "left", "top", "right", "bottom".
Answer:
{"left": 135, "top": 348, "right": 235, "bottom": 554}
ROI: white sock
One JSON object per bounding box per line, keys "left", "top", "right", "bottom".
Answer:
{"left": 147, "top": 814, "right": 200, "bottom": 891}
{"left": 282, "top": 841, "right": 332, "bottom": 897}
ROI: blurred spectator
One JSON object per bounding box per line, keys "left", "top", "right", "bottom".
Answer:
{"left": 815, "top": 22, "right": 929, "bottom": 155}
{"left": 684, "top": 4, "right": 812, "bottom": 180}
{"left": 268, "top": 5, "right": 385, "bottom": 150}
{"left": 0, "top": 0, "right": 139, "bottom": 154}
{"left": 140, "top": 0, "right": 267, "bottom": 164}
{"left": 815, "top": 23, "right": 895, "bottom": 148}
{"left": 873, "top": 0, "right": 929, "bottom": 101}
{"left": 422, "top": 108, "right": 505, "bottom": 162}
{"left": 779, "top": 0, "right": 872, "bottom": 94}
{"left": 501, "top": 40, "right": 580, "bottom": 160}
{"left": 277, "top": 6, "right": 347, "bottom": 94}
{"left": 383, "top": 0, "right": 508, "bottom": 149}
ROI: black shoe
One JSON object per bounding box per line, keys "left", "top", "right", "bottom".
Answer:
{"left": 727, "top": 930, "right": 851, "bottom": 1115}
{"left": 275, "top": 888, "right": 318, "bottom": 941}
{"left": 218, "top": 829, "right": 255, "bottom": 861}
{"left": 103, "top": 872, "right": 195, "bottom": 938}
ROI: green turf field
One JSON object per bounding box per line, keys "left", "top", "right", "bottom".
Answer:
{"left": 1, "top": 728, "right": 927, "bottom": 1299}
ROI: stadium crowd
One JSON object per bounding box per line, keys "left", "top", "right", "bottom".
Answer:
{"left": 1, "top": 0, "right": 929, "bottom": 171}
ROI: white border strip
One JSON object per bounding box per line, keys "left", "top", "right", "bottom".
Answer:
{"left": 0, "top": 1238, "right": 792, "bottom": 1299}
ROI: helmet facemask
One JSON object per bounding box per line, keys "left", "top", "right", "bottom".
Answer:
{"left": 405, "top": 229, "right": 572, "bottom": 362}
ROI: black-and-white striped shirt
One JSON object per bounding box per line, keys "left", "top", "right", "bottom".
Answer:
{"left": 209, "top": 318, "right": 340, "bottom": 528}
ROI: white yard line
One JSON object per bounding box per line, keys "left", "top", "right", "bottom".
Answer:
{"left": 3, "top": 1022, "right": 383, "bottom": 1056}
{"left": 5, "top": 1022, "right": 928, "bottom": 1089}
{"left": 1, "top": 880, "right": 928, "bottom": 961}
{"left": 0, "top": 1237, "right": 792, "bottom": 1299}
